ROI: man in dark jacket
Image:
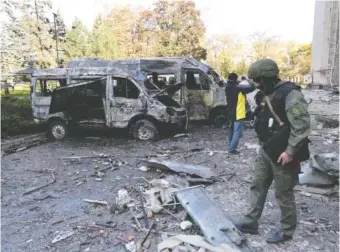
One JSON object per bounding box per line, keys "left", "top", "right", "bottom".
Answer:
{"left": 225, "top": 73, "right": 255, "bottom": 153}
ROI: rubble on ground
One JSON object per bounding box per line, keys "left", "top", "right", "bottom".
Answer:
{"left": 299, "top": 153, "right": 339, "bottom": 186}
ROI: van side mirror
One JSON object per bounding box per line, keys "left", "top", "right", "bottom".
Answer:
{"left": 113, "top": 79, "right": 117, "bottom": 87}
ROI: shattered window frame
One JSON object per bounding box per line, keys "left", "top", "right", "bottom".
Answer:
{"left": 34, "top": 78, "right": 66, "bottom": 97}
{"left": 146, "top": 73, "right": 176, "bottom": 85}
{"left": 184, "top": 69, "right": 211, "bottom": 91}
{"left": 112, "top": 77, "right": 140, "bottom": 99}
{"left": 69, "top": 78, "right": 106, "bottom": 98}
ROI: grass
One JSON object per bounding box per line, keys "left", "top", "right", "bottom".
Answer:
{"left": 1, "top": 84, "right": 45, "bottom": 138}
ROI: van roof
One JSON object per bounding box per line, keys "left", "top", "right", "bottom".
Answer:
{"left": 32, "top": 67, "right": 129, "bottom": 78}
{"left": 66, "top": 56, "right": 207, "bottom": 73}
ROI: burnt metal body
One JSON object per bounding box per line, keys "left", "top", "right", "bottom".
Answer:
{"left": 176, "top": 187, "right": 253, "bottom": 252}
{"left": 30, "top": 67, "right": 186, "bottom": 132}
{"left": 66, "top": 57, "right": 228, "bottom": 122}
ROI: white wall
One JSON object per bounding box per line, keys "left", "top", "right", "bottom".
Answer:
{"left": 311, "top": 1, "right": 339, "bottom": 86}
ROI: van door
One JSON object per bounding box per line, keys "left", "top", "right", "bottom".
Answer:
{"left": 183, "top": 69, "right": 214, "bottom": 120}
{"left": 67, "top": 78, "right": 106, "bottom": 125}
{"left": 107, "top": 77, "right": 146, "bottom": 128}
{"left": 31, "top": 77, "right": 66, "bottom": 120}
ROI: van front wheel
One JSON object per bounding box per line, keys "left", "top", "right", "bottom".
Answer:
{"left": 210, "top": 108, "right": 228, "bottom": 126}
{"left": 48, "top": 120, "right": 68, "bottom": 141}
{"left": 131, "top": 119, "right": 158, "bottom": 141}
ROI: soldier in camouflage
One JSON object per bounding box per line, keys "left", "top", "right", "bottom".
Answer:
{"left": 236, "top": 59, "right": 311, "bottom": 244}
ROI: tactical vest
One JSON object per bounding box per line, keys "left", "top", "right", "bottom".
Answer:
{"left": 269, "top": 81, "right": 301, "bottom": 131}
{"left": 255, "top": 81, "right": 310, "bottom": 162}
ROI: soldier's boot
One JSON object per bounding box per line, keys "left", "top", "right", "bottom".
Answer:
{"left": 234, "top": 223, "right": 259, "bottom": 235}
{"left": 266, "top": 231, "right": 292, "bottom": 244}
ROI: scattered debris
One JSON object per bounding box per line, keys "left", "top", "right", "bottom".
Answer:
{"left": 299, "top": 162, "right": 336, "bottom": 186}
{"left": 158, "top": 234, "right": 236, "bottom": 252}
{"left": 116, "top": 189, "right": 131, "bottom": 206}
{"left": 84, "top": 199, "right": 108, "bottom": 206}
{"left": 23, "top": 172, "right": 56, "bottom": 196}
{"left": 95, "top": 221, "right": 116, "bottom": 228}
{"left": 51, "top": 230, "right": 74, "bottom": 244}
{"left": 299, "top": 153, "right": 339, "bottom": 186}
{"left": 125, "top": 241, "right": 137, "bottom": 252}
{"left": 142, "top": 159, "right": 217, "bottom": 179}
{"left": 315, "top": 115, "right": 339, "bottom": 128}
{"left": 139, "top": 166, "right": 150, "bottom": 172}
{"left": 136, "top": 188, "right": 149, "bottom": 228}
{"left": 141, "top": 221, "right": 155, "bottom": 247}
{"left": 180, "top": 220, "right": 193, "bottom": 230}
{"left": 174, "top": 133, "right": 189, "bottom": 138}
{"left": 116, "top": 233, "right": 134, "bottom": 243}
{"left": 295, "top": 185, "right": 339, "bottom": 197}
{"left": 52, "top": 220, "right": 64, "bottom": 225}
{"left": 16, "top": 146, "right": 27, "bottom": 152}
{"left": 244, "top": 143, "right": 259, "bottom": 150}
{"left": 130, "top": 208, "right": 142, "bottom": 229}
{"left": 145, "top": 178, "right": 181, "bottom": 213}
{"left": 187, "top": 177, "right": 214, "bottom": 184}
{"left": 176, "top": 187, "right": 252, "bottom": 251}
{"left": 62, "top": 154, "right": 110, "bottom": 160}
{"left": 313, "top": 153, "right": 339, "bottom": 177}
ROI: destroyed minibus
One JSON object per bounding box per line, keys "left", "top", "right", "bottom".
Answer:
{"left": 30, "top": 67, "right": 186, "bottom": 141}
{"left": 66, "top": 57, "right": 229, "bottom": 126}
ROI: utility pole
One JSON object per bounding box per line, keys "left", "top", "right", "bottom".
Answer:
{"left": 53, "top": 13, "right": 59, "bottom": 65}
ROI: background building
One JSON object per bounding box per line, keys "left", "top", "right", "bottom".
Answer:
{"left": 311, "top": 0, "right": 339, "bottom": 87}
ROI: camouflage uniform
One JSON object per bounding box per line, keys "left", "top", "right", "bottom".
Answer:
{"left": 241, "top": 59, "right": 310, "bottom": 239}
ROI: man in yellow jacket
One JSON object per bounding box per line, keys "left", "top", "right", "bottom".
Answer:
{"left": 225, "top": 73, "right": 255, "bottom": 153}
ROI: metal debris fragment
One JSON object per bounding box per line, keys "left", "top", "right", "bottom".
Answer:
{"left": 51, "top": 230, "right": 74, "bottom": 244}
{"left": 23, "top": 172, "right": 56, "bottom": 196}
{"left": 84, "top": 199, "right": 108, "bottom": 205}
{"left": 176, "top": 187, "right": 252, "bottom": 251}
{"left": 142, "top": 159, "right": 217, "bottom": 178}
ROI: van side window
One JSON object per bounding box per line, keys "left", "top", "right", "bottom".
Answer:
{"left": 185, "top": 71, "right": 201, "bottom": 90}
{"left": 35, "top": 79, "right": 63, "bottom": 96}
{"left": 113, "top": 78, "right": 140, "bottom": 99}
{"left": 185, "top": 71, "right": 210, "bottom": 90}
{"left": 86, "top": 80, "right": 105, "bottom": 97}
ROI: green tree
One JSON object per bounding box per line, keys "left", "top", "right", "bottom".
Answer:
{"left": 64, "top": 18, "right": 90, "bottom": 61}
{"left": 88, "top": 14, "right": 120, "bottom": 59}
{"left": 150, "top": 0, "right": 207, "bottom": 60}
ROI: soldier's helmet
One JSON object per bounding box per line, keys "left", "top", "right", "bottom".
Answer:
{"left": 248, "top": 59, "right": 279, "bottom": 80}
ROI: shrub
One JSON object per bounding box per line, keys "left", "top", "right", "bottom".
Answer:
{"left": 1, "top": 94, "right": 45, "bottom": 137}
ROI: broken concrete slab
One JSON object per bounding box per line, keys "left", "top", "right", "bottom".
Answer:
{"left": 142, "top": 159, "right": 218, "bottom": 179}
{"left": 175, "top": 187, "right": 252, "bottom": 252}
{"left": 312, "top": 153, "right": 339, "bottom": 177}
{"left": 299, "top": 162, "right": 336, "bottom": 186}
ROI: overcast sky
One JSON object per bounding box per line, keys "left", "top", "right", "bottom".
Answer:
{"left": 52, "top": 0, "right": 315, "bottom": 43}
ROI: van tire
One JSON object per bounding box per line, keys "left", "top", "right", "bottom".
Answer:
{"left": 48, "top": 120, "right": 68, "bottom": 141}
{"left": 131, "top": 119, "right": 158, "bottom": 141}
{"left": 210, "top": 108, "right": 228, "bottom": 126}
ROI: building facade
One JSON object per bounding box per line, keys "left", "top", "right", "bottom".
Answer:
{"left": 311, "top": 0, "right": 339, "bottom": 87}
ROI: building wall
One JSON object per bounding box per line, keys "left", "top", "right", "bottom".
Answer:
{"left": 311, "top": 0, "right": 339, "bottom": 87}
